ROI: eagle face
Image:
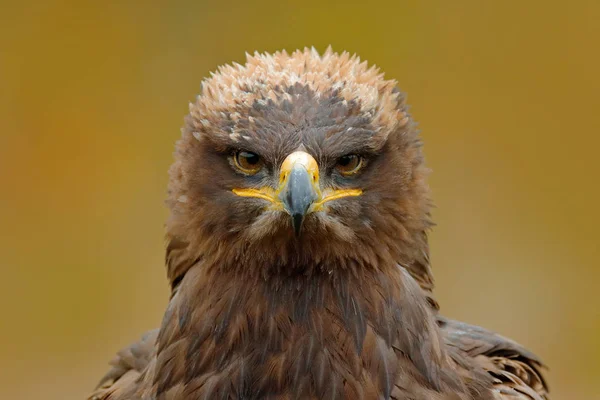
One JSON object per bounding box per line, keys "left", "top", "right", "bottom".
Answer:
{"left": 167, "top": 49, "right": 431, "bottom": 277}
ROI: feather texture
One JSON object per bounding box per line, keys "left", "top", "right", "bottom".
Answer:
{"left": 89, "top": 48, "right": 548, "bottom": 400}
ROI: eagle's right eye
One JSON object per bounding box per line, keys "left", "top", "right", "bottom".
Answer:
{"left": 233, "top": 150, "right": 263, "bottom": 175}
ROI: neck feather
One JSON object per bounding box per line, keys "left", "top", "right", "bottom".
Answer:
{"left": 151, "top": 260, "right": 460, "bottom": 398}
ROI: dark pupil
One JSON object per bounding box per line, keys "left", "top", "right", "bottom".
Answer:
{"left": 338, "top": 155, "right": 355, "bottom": 167}
{"left": 240, "top": 151, "right": 260, "bottom": 165}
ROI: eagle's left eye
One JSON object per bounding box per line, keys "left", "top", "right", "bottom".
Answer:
{"left": 233, "top": 150, "right": 263, "bottom": 175}
{"left": 335, "top": 154, "right": 363, "bottom": 176}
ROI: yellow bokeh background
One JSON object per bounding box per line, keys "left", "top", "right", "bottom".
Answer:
{"left": 1, "top": 1, "right": 598, "bottom": 399}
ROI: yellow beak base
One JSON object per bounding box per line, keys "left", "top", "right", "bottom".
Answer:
{"left": 232, "top": 151, "right": 362, "bottom": 232}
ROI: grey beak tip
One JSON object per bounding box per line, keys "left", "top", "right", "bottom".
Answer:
{"left": 280, "top": 163, "right": 318, "bottom": 235}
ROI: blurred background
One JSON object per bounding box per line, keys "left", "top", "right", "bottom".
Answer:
{"left": 1, "top": 1, "right": 598, "bottom": 398}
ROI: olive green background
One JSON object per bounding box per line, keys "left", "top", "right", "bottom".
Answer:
{"left": 1, "top": 1, "right": 598, "bottom": 399}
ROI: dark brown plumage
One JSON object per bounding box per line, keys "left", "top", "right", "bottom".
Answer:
{"left": 89, "top": 48, "right": 548, "bottom": 400}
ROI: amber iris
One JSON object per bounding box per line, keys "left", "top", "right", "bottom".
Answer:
{"left": 335, "top": 154, "right": 363, "bottom": 176}
{"left": 234, "top": 151, "right": 263, "bottom": 174}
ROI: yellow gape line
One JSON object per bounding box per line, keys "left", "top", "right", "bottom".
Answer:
{"left": 311, "top": 188, "right": 363, "bottom": 211}
{"left": 232, "top": 151, "right": 362, "bottom": 215}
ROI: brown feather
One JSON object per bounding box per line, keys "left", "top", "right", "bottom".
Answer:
{"left": 90, "top": 48, "right": 548, "bottom": 400}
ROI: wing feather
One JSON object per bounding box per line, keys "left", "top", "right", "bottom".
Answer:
{"left": 88, "top": 330, "right": 157, "bottom": 400}
{"left": 439, "top": 317, "right": 548, "bottom": 400}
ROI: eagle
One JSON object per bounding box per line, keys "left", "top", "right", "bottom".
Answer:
{"left": 89, "top": 48, "right": 548, "bottom": 400}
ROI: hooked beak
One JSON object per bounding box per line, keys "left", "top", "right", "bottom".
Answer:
{"left": 277, "top": 152, "right": 320, "bottom": 235}
{"left": 232, "top": 151, "right": 362, "bottom": 235}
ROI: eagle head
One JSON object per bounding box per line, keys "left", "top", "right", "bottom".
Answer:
{"left": 165, "top": 48, "right": 432, "bottom": 283}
